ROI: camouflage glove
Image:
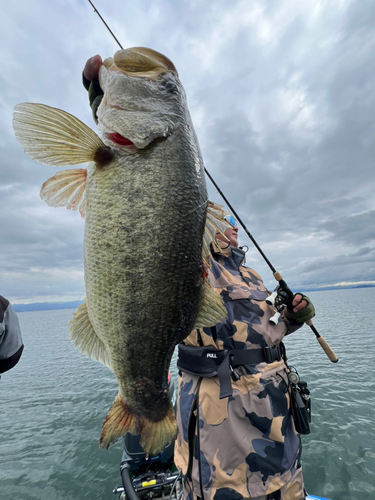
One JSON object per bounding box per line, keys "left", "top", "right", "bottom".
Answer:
{"left": 287, "top": 294, "right": 315, "bottom": 323}
{"left": 82, "top": 73, "right": 104, "bottom": 124}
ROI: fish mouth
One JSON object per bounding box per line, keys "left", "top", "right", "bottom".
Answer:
{"left": 106, "top": 132, "right": 135, "bottom": 147}
{"left": 105, "top": 131, "right": 168, "bottom": 151}
{"left": 99, "top": 47, "right": 178, "bottom": 149}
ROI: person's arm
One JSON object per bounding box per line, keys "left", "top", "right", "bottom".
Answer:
{"left": 0, "top": 296, "right": 24, "bottom": 374}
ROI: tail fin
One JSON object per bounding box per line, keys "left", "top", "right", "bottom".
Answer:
{"left": 99, "top": 393, "right": 177, "bottom": 456}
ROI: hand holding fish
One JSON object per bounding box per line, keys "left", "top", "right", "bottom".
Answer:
{"left": 82, "top": 55, "right": 104, "bottom": 123}
{"left": 83, "top": 54, "right": 102, "bottom": 81}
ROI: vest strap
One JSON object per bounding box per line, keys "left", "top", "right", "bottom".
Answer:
{"left": 177, "top": 344, "right": 284, "bottom": 399}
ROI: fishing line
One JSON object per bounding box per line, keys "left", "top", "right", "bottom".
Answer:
{"left": 85, "top": 0, "right": 338, "bottom": 363}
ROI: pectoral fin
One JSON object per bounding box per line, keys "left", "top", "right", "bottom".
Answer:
{"left": 69, "top": 301, "right": 112, "bottom": 369}
{"left": 13, "top": 103, "right": 113, "bottom": 167}
{"left": 41, "top": 168, "right": 87, "bottom": 218}
{"left": 202, "top": 201, "right": 231, "bottom": 265}
{"left": 193, "top": 201, "right": 231, "bottom": 328}
{"left": 193, "top": 280, "right": 227, "bottom": 328}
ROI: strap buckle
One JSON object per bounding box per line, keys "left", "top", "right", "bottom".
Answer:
{"left": 264, "top": 345, "right": 282, "bottom": 363}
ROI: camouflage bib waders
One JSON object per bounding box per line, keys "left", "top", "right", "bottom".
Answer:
{"left": 174, "top": 243, "right": 306, "bottom": 500}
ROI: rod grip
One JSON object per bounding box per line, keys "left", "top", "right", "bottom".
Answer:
{"left": 272, "top": 273, "right": 338, "bottom": 363}
{"left": 306, "top": 320, "right": 338, "bottom": 362}
{"left": 317, "top": 336, "right": 339, "bottom": 363}
{"left": 273, "top": 271, "right": 283, "bottom": 281}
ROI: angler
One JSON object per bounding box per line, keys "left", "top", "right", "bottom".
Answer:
{"left": 174, "top": 214, "right": 316, "bottom": 500}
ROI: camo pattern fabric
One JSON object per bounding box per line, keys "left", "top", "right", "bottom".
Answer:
{"left": 174, "top": 242, "right": 306, "bottom": 499}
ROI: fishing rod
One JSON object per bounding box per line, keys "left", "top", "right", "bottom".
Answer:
{"left": 87, "top": 0, "right": 123, "bottom": 49}
{"left": 86, "top": 0, "right": 338, "bottom": 363}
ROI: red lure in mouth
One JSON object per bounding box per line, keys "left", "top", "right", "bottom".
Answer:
{"left": 107, "top": 133, "right": 134, "bottom": 146}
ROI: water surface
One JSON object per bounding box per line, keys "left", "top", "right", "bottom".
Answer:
{"left": 1, "top": 289, "right": 374, "bottom": 499}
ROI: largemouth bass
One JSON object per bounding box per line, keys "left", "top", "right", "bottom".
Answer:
{"left": 13, "top": 47, "right": 229, "bottom": 455}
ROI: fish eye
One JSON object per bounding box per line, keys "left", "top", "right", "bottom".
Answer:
{"left": 165, "top": 82, "right": 175, "bottom": 90}
{"left": 159, "top": 80, "right": 178, "bottom": 93}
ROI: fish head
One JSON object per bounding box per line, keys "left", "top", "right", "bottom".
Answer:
{"left": 97, "top": 47, "right": 188, "bottom": 151}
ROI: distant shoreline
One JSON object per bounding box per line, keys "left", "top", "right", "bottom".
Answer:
{"left": 13, "top": 301, "right": 84, "bottom": 313}
{"left": 12, "top": 284, "right": 375, "bottom": 312}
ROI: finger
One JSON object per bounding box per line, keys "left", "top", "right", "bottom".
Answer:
{"left": 83, "top": 54, "right": 103, "bottom": 81}
{"left": 292, "top": 293, "right": 303, "bottom": 307}
{"left": 293, "top": 299, "right": 307, "bottom": 312}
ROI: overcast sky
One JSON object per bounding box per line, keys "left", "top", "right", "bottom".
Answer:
{"left": 1, "top": 0, "right": 375, "bottom": 304}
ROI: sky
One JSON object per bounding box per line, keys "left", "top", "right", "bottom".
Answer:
{"left": 1, "top": 0, "right": 375, "bottom": 304}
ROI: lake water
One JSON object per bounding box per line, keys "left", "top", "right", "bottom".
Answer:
{"left": 1, "top": 288, "right": 374, "bottom": 500}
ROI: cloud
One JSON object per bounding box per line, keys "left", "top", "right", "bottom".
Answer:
{"left": 1, "top": 0, "right": 375, "bottom": 301}
{"left": 320, "top": 211, "right": 375, "bottom": 245}
{"left": 322, "top": 280, "right": 375, "bottom": 287}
